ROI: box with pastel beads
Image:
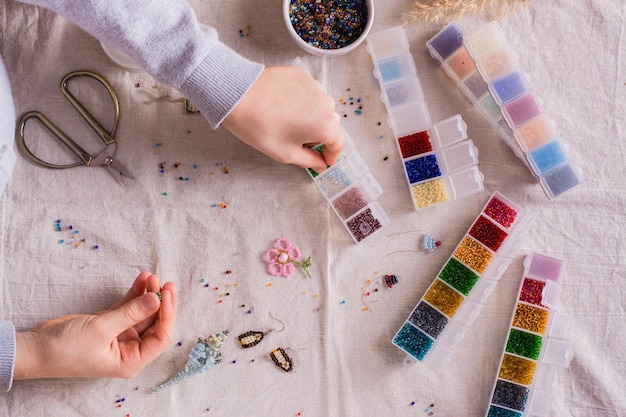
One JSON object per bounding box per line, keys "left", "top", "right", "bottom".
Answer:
{"left": 366, "top": 26, "right": 485, "bottom": 210}
{"left": 483, "top": 252, "right": 573, "bottom": 417}
{"left": 307, "top": 131, "right": 389, "bottom": 244}
{"left": 392, "top": 191, "right": 535, "bottom": 370}
{"left": 426, "top": 22, "right": 583, "bottom": 199}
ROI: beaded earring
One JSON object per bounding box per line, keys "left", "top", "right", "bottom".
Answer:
{"left": 270, "top": 347, "right": 294, "bottom": 372}
{"left": 236, "top": 312, "right": 285, "bottom": 349}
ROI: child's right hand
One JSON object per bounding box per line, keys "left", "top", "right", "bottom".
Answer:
{"left": 222, "top": 66, "right": 344, "bottom": 174}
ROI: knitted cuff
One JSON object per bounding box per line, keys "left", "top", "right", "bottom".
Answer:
{"left": 179, "top": 42, "right": 264, "bottom": 129}
{"left": 0, "top": 321, "right": 16, "bottom": 392}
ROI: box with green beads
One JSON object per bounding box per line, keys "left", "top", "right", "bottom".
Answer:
{"left": 392, "top": 191, "right": 534, "bottom": 369}
{"left": 483, "top": 252, "right": 573, "bottom": 417}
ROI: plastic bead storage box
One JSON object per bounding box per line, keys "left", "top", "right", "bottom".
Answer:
{"left": 366, "top": 26, "right": 485, "bottom": 210}
{"left": 484, "top": 252, "right": 573, "bottom": 417}
{"left": 426, "top": 22, "right": 583, "bottom": 199}
{"left": 392, "top": 192, "right": 534, "bottom": 369}
{"left": 307, "top": 131, "right": 389, "bottom": 243}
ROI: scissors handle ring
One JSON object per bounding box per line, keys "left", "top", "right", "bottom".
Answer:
{"left": 16, "top": 111, "right": 91, "bottom": 169}
{"left": 61, "top": 71, "right": 120, "bottom": 144}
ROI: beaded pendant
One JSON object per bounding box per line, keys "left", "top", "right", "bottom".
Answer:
{"left": 270, "top": 348, "right": 294, "bottom": 372}
{"left": 422, "top": 233, "right": 442, "bottom": 253}
{"left": 152, "top": 330, "right": 229, "bottom": 392}
{"left": 384, "top": 274, "right": 399, "bottom": 288}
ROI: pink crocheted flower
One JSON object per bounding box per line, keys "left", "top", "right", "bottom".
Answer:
{"left": 264, "top": 238, "right": 311, "bottom": 278}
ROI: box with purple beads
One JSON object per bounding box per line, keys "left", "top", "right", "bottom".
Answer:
{"left": 366, "top": 26, "right": 485, "bottom": 210}
{"left": 307, "top": 131, "right": 389, "bottom": 244}
{"left": 427, "top": 22, "right": 583, "bottom": 199}
{"left": 392, "top": 191, "right": 535, "bottom": 370}
{"left": 483, "top": 252, "right": 573, "bottom": 417}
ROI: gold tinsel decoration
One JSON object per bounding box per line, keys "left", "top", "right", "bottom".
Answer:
{"left": 404, "top": 0, "right": 530, "bottom": 24}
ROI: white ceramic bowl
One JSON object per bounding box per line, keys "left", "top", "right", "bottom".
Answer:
{"left": 100, "top": 42, "right": 143, "bottom": 72}
{"left": 283, "top": 0, "right": 374, "bottom": 56}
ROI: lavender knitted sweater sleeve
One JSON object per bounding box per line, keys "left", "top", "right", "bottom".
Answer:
{"left": 19, "top": 0, "right": 264, "bottom": 128}
{"left": 0, "top": 0, "right": 265, "bottom": 392}
{"left": 0, "top": 322, "right": 16, "bottom": 392}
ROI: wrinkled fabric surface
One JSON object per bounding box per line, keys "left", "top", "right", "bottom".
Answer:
{"left": 1, "top": 0, "right": 624, "bottom": 416}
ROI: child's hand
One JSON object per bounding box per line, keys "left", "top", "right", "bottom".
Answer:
{"left": 223, "top": 66, "right": 343, "bottom": 174}
{"left": 14, "top": 272, "right": 177, "bottom": 380}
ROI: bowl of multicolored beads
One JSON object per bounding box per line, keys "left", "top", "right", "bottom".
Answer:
{"left": 283, "top": 0, "right": 374, "bottom": 56}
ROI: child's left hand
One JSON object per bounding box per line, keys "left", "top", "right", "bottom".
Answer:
{"left": 14, "top": 272, "right": 177, "bottom": 380}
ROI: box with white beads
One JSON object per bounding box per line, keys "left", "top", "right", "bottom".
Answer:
{"left": 483, "top": 252, "right": 573, "bottom": 417}
{"left": 307, "top": 131, "right": 389, "bottom": 243}
{"left": 392, "top": 191, "right": 534, "bottom": 370}
{"left": 366, "top": 26, "right": 484, "bottom": 210}
{"left": 426, "top": 22, "right": 583, "bottom": 199}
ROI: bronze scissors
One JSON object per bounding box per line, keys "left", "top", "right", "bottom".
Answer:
{"left": 16, "top": 70, "right": 133, "bottom": 184}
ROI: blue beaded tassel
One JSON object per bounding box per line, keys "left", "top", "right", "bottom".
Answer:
{"left": 152, "top": 330, "right": 229, "bottom": 392}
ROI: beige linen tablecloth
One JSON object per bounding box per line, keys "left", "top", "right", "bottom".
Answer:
{"left": 1, "top": 0, "right": 624, "bottom": 416}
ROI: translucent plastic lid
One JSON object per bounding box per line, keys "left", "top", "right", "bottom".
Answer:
{"left": 463, "top": 21, "right": 508, "bottom": 59}
{"left": 539, "top": 160, "right": 584, "bottom": 199}
{"left": 542, "top": 338, "right": 574, "bottom": 367}
{"left": 541, "top": 279, "right": 562, "bottom": 309}
{"left": 548, "top": 311, "right": 572, "bottom": 340}
{"left": 439, "top": 140, "right": 479, "bottom": 173}
{"left": 387, "top": 101, "right": 432, "bottom": 137}
{"left": 359, "top": 172, "right": 384, "bottom": 201}
{"left": 524, "top": 252, "right": 565, "bottom": 282}
{"left": 426, "top": 22, "right": 464, "bottom": 62}
{"left": 527, "top": 390, "right": 554, "bottom": 417}
{"left": 466, "top": 278, "right": 497, "bottom": 302}
{"left": 344, "top": 150, "right": 369, "bottom": 178}
{"left": 432, "top": 114, "right": 468, "bottom": 148}
{"left": 366, "top": 26, "right": 410, "bottom": 61}
{"left": 374, "top": 53, "right": 417, "bottom": 83}
{"left": 381, "top": 76, "right": 425, "bottom": 108}
{"left": 424, "top": 344, "right": 454, "bottom": 371}
{"left": 447, "top": 165, "right": 485, "bottom": 199}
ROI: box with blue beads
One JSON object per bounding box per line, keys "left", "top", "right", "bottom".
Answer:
{"left": 426, "top": 22, "right": 583, "bottom": 199}
{"left": 307, "top": 131, "right": 389, "bottom": 244}
{"left": 366, "top": 26, "right": 485, "bottom": 210}
{"left": 392, "top": 191, "right": 535, "bottom": 370}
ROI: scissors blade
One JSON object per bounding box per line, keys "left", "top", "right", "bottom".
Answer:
{"left": 91, "top": 145, "right": 135, "bottom": 182}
